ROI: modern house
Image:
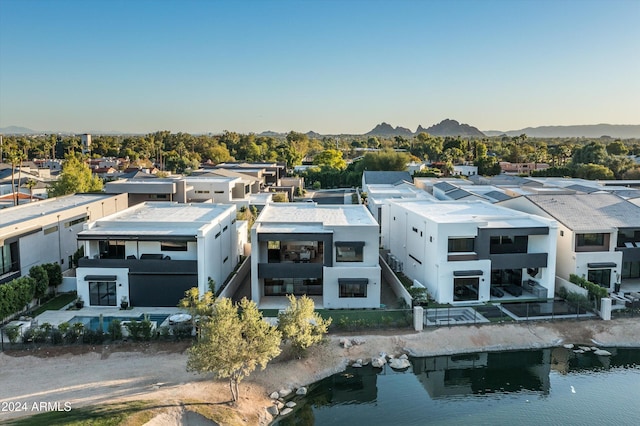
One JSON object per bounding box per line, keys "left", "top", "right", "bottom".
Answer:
{"left": 251, "top": 203, "right": 381, "bottom": 309}
{"left": 499, "top": 193, "right": 640, "bottom": 291}
{"left": 0, "top": 194, "right": 128, "bottom": 284}
{"left": 76, "top": 202, "right": 247, "bottom": 307}
{"left": 385, "top": 199, "right": 557, "bottom": 304}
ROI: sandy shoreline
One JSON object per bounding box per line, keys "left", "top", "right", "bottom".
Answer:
{"left": 1, "top": 318, "right": 639, "bottom": 424}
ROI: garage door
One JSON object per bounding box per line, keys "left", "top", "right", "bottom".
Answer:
{"left": 128, "top": 273, "right": 198, "bottom": 307}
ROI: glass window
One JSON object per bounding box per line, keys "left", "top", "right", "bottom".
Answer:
{"left": 160, "top": 241, "right": 188, "bottom": 251}
{"left": 89, "top": 281, "right": 117, "bottom": 306}
{"left": 1, "top": 242, "right": 19, "bottom": 275}
{"left": 339, "top": 282, "right": 367, "bottom": 298}
{"left": 99, "top": 240, "right": 125, "bottom": 259}
{"left": 453, "top": 277, "right": 480, "bottom": 301}
{"left": 577, "top": 233, "right": 605, "bottom": 246}
{"left": 588, "top": 269, "right": 611, "bottom": 288}
{"left": 448, "top": 238, "right": 475, "bottom": 253}
{"left": 336, "top": 242, "right": 364, "bottom": 262}
{"left": 490, "top": 235, "right": 528, "bottom": 254}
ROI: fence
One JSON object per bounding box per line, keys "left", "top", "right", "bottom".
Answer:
{"left": 424, "top": 300, "right": 596, "bottom": 328}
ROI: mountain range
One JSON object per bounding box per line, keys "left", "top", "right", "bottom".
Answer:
{"left": 2, "top": 122, "right": 640, "bottom": 139}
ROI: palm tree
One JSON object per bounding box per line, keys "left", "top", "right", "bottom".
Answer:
{"left": 24, "top": 178, "right": 37, "bottom": 202}
{"left": 7, "top": 149, "right": 21, "bottom": 206}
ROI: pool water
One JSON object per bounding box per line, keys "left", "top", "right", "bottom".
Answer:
{"left": 67, "top": 314, "right": 170, "bottom": 332}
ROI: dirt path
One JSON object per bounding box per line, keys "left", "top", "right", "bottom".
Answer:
{"left": 1, "top": 318, "right": 639, "bottom": 424}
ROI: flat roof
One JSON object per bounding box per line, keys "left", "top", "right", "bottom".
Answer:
{"left": 391, "top": 199, "right": 552, "bottom": 228}
{"left": 256, "top": 204, "right": 377, "bottom": 227}
{"left": 0, "top": 194, "right": 116, "bottom": 228}
{"left": 79, "top": 202, "right": 234, "bottom": 237}
{"left": 184, "top": 176, "right": 239, "bottom": 183}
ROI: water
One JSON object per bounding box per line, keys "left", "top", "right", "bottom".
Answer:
{"left": 274, "top": 348, "right": 640, "bottom": 425}
{"left": 68, "top": 314, "right": 169, "bottom": 332}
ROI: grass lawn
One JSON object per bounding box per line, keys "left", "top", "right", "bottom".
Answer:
{"left": 31, "top": 292, "right": 77, "bottom": 316}
{"left": 5, "top": 399, "right": 246, "bottom": 426}
{"left": 317, "top": 308, "right": 412, "bottom": 330}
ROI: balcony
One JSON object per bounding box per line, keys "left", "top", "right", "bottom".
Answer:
{"left": 77, "top": 257, "right": 197, "bottom": 274}
{"left": 258, "top": 262, "right": 323, "bottom": 279}
{"left": 489, "top": 252, "right": 547, "bottom": 270}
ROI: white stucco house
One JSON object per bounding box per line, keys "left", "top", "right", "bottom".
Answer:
{"left": 251, "top": 203, "right": 381, "bottom": 309}
{"left": 385, "top": 199, "right": 557, "bottom": 304}
{"left": 76, "top": 202, "right": 247, "bottom": 307}
{"left": 0, "top": 193, "right": 128, "bottom": 285}
{"left": 499, "top": 193, "right": 640, "bottom": 291}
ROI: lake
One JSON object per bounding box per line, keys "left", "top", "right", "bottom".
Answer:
{"left": 273, "top": 347, "right": 640, "bottom": 425}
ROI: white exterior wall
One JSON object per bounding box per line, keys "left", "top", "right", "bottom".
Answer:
{"left": 76, "top": 267, "right": 129, "bottom": 308}
{"left": 323, "top": 265, "right": 381, "bottom": 308}
{"left": 527, "top": 233, "right": 558, "bottom": 298}
{"left": 188, "top": 180, "right": 235, "bottom": 203}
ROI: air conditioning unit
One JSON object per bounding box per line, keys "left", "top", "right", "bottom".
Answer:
{"left": 396, "top": 261, "right": 403, "bottom": 273}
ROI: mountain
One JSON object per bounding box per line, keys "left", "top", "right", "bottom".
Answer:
{"left": 366, "top": 122, "right": 414, "bottom": 137}
{"left": 0, "top": 126, "right": 37, "bottom": 134}
{"left": 484, "top": 124, "right": 640, "bottom": 139}
{"left": 423, "top": 119, "right": 485, "bottom": 137}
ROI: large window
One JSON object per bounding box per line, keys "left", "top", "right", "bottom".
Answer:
{"left": 490, "top": 235, "right": 528, "bottom": 254}
{"left": 98, "top": 240, "right": 125, "bottom": 259}
{"left": 160, "top": 241, "right": 188, "bottom": 251}
{"left": 1, "top": 241, "right": 19, "bottom": 276}
{"left": 448, "top": 238, "right": 475, "bottom": 253}
{"left": 89, "top": 281, "right": 117, "bottom": 306}
{"left": 336, "top": 242, "right": 364, "bottom": 262}
{"left": 339, "top": 279, "right": 368, "bottom": 298}
{"left": 576, "top": 233, "right": 607, "bottom": 249}
{"left": 588, "top": 269, "right": 611, "bottom": 288}
{"left": 264, "top": 278, "right": 322, "bottom": 296}
{"left": 453, "top": 277, "right": 480, "bottom": 301}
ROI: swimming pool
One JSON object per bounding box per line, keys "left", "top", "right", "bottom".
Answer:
{"left": 67, "top": 314, "right": 170, "bottom": 332}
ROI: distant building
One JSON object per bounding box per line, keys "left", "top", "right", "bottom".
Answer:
{"left": 81, "top": 134, "right": 91, "bottom": 155}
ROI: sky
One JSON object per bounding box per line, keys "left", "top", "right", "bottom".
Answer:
{"left": 0, "top": 0, "right": 638, "bottom": 135}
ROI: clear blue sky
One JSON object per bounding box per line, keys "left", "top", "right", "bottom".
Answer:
{"left": 1, "top": 0, "right": 638, "bottom": 134}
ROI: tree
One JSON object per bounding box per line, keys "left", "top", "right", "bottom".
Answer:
{"left": 29, "top": 265, "right": 49, "bottom": 302}
{"left": 606, "top": 141, "right": 628, "bottom": 156}
{"left": 42, "top": 263, "right": 62, "bottom": 295}
{"left": 186, "top": 298, "right": 281, "bottom": 402}
{"left": 24, "top": 178, "right": 38, "bottom": 202}
{"left": 178, "top": 287, "right": 215, "bottom": 338}
{"left": 573, "top": 163, "right": 614, "bottom": 180}
{"left": 313, "top": 149, "right": 346, "bottom": 170}
{"left": 48, "top": 155, "right": 103, "bottom": 197}
{"left": 277, "top": 294, "right": 331, "bottom": 357}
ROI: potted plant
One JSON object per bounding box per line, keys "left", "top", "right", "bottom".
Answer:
{"left": 120, "top": 296, "right": 129, "bottom": 310}
{"left": 75, "top": 296, "right": 84, "bottom": 309}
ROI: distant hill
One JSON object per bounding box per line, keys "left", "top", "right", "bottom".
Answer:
{"left": 423, "top": 119, "right": 485, "bottom": 137}
{"left": 366, "top": 122, "right": 414, "bottom": 138}
{"left": 365, "top": 119, "right": 485, "bottom": 138}
{"left": 484, "top": 124, "right": 640, "bottom": 139}
{"left": 0, "top": 126, "right": 37, "bottom": 134}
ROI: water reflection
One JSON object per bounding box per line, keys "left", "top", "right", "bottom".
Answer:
{"left": 273, "top": 348, "right": 640, "bottom": 425}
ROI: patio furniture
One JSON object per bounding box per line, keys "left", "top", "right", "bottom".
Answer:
{"left": 504, "top": 285, "right": 523, "bottom": 297}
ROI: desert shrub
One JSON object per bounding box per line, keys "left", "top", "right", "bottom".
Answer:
{"left": 108, "top": 319, "right": 123, "bottom": 341}
{"left": 82, "top": 329, "right": 105, "bottom": 344}
{"left": 4, "top": 325, "right": 21, "bottom": 344}
{"left": 125, "top": 320, "right": 142, "bottom": 341}
{"left": 50, "top": 329, "right": 64, "bottom": 345}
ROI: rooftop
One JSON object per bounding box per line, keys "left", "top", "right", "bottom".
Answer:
{"left": 256, "top": 204, "right": 377, "bottom": 227}
{"left": 0, "top": 194, "right": 116, "bottom": 228}
{"left": 524, "top": 193, "right": 640, "bottom": 231}
{"left": 391, "top": 199, "right": 553, "bottom": 228}
{"left": 79, "top": 202, "right": 234, "bottom": 237}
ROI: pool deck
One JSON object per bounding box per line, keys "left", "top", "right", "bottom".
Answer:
{"left": 34, "top": 306, "right": 186, "bottom": 328}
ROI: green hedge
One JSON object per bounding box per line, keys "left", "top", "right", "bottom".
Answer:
{"left": 569, "top": 274, "right": 608, "bottom": 300}
{"left": 0, "top": 276, "right": 36, "bottom": 320}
